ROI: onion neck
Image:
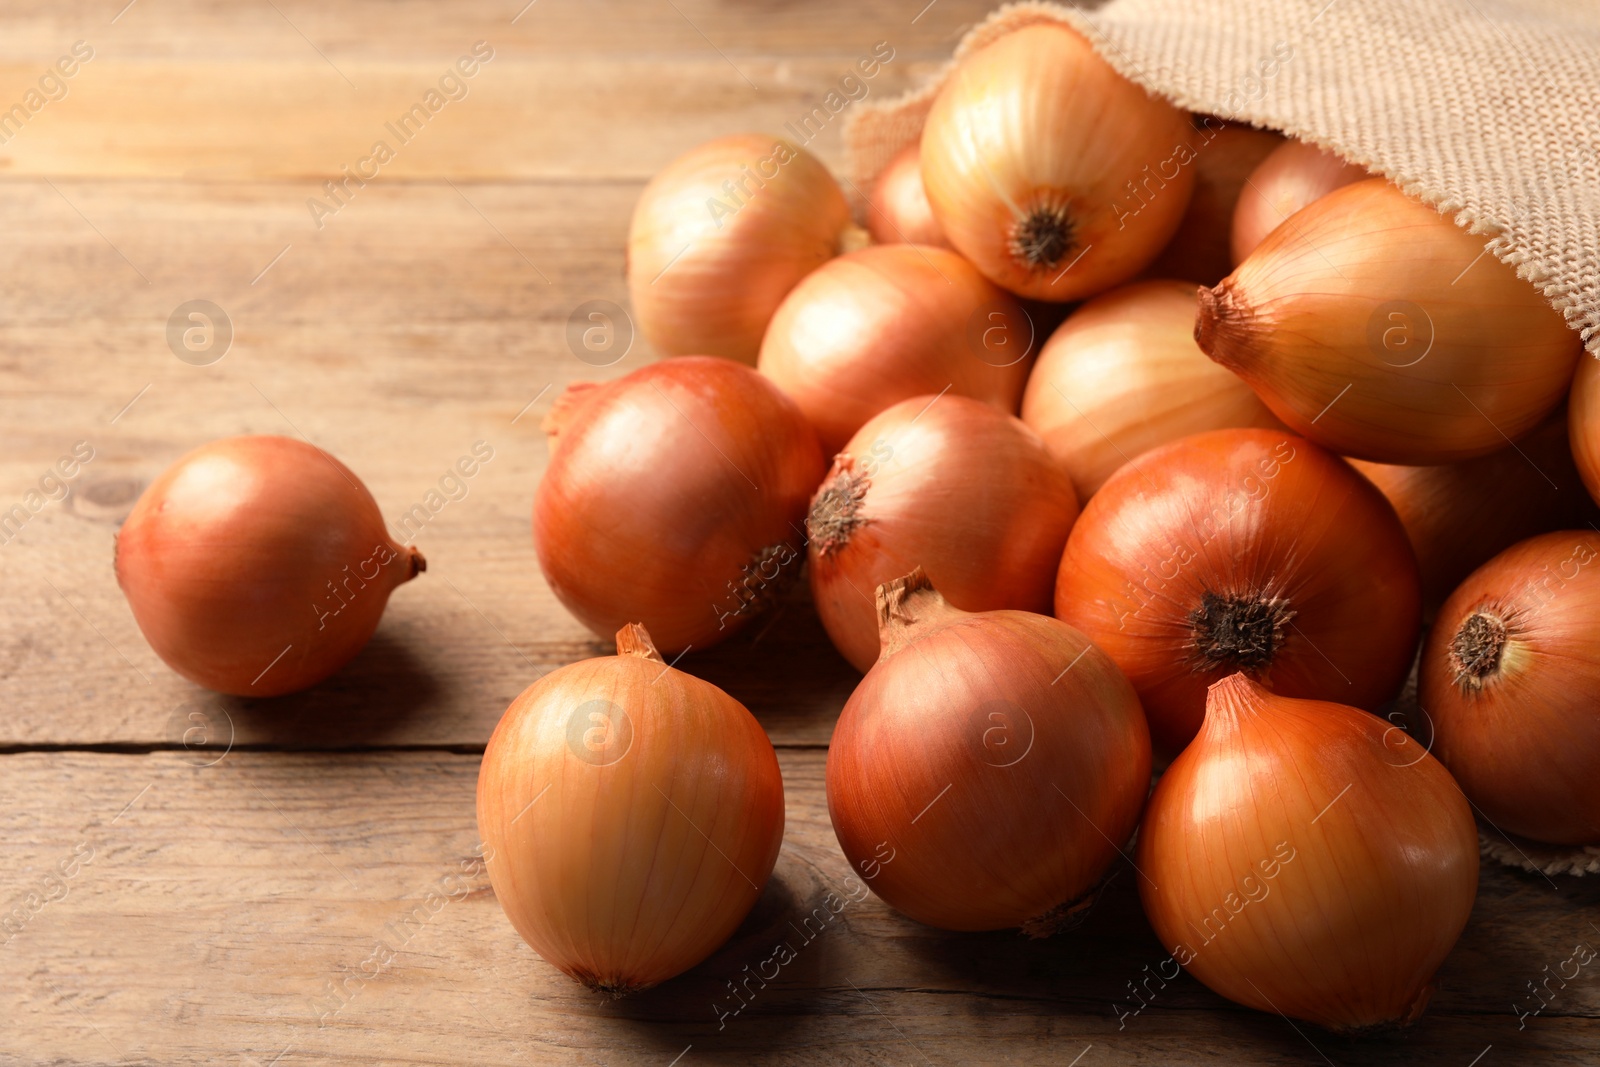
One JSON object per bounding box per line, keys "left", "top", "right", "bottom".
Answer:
{"left": 1203, "top": 671, "right": 1272, "bottom": 734}
{"left": 541, "top": 380, "right": 604, "bottom": 448}
{"left": 1448, "top": 609, "right": 1507, "bottom": 691}
{"left": 838, "top": 221, "right": 871, "bottom": 255}
{"left": 402, "top": 544, "right": 426, "bottom": 581}
{"left": 1193, "top": 280, "right": 1252, "bottom": 369}
{"left": 615, "top": 622, "right": 665, "bottom": 663}
{"left": 876, "top": 568, "right": 963, "bottom": 659}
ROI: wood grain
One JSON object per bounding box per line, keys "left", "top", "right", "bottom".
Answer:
{"left": 4, "top": 751, "right": 1598, "bottom": 1066}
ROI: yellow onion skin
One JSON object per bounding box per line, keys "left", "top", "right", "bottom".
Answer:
{"left": 920, "top": 24, "right": 1195, "bottom": 302}
{"left": 1143, "top": 121, "right": 1282, "bottom": 285}
{"left": 866, "top": 143, "right": 950, "bottom": 249}
{"left": 1196, "top": 179, "right": 1582, "bottom": 464}
{"left": 1054, "top": 428, "right": 1421, "bottom": 755}
{"left": 627, "top": 134, "right": 856, "bottom": 364}
{"left": 758, "top": 244, "right": 1034, "bottom": 454}
{"left": 1420, "top": 530, "right": 1600, "bottom": 844}
{"left": 1567, "top": 352, "right": 1600, "bottom": 507}
{"left": 827, "top": 570, "right": 1150, "bottom": 932}
{"left": 477, "top": 624, "right": 784, "bottom": 996}
{"left": 534, "top": 357, "right": 825, "bottom": 655}
{"left": 1020, "top": 279, "right": 1280, "bottom": 500}
{"left": 115, "top": 435, "right": 424, "bottom": 697}
{"left": 1139, "top": 673, "right": 1479, "bottom": 1031}
{"left": 1352, "top": 413, "right": 1599, "bottom": 613}
{"left": 807, "top": 395, "right": 1079, "bottom": 673}
{"left": 1229, "top": 138, "right": 1367, "bottom": 263}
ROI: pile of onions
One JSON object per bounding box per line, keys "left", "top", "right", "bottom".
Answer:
{"left": 1139, "top": 673, "right": 1478, "bottom": 1031}
{"left": 865, "top": 143, "right": 950, "bottom": 249}
{"left": 758, "top": 244, "right": 1035, "bottom": 453}
{"left": 478, "top": 622, "right": 785, "bottom": 995}
{"left": 807, "top": 394, "right": 1078, "bottom": 672}
{"left": 1568, "top": 351, "right": 1600, "bottom": 506}
{"left": 1196, "top": 179, "right": 1582, "bottom": 464}
{"left": 827, "top": 570, "right": 1150, "bottom": 931}
{"left": 1020, "top": 280, "right": 1280, "bottom": 500}
{"left": 1143, "top": 120, "right": 1282, "bottom": 285}
{"left": 533, "top": 357, "right": 824, "bottom": 654}
{"left": 1229, "top": 138, "right": 1367, "bottom": 263}
{"left": 1053, "top": 428, "right": 1420, "bottom": 754}
{"left": 627, "top": 134, "right": 862, "bottom": 364}
{"left": 1351, "top": 414, "right": 1598, "bottom": 609}
{"left": 115, "top": 435, "right": 424, "bottom": 697}
{"left": 920, "top": 23, "right": 1195, "bottom": 301}
{"left": 1420, "top": 530, "right": 1600, "bottom": 844}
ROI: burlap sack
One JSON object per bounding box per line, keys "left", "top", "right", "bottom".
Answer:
{"left": 849, "top": 0, "right": 1600, "bottom": 873}
{"left": 846, "top": 0, "right": 1600, "bottom": 354}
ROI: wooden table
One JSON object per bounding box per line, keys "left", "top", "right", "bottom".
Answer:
{"left": 3, "top": 1, "right": 1596, "bottom": 1062}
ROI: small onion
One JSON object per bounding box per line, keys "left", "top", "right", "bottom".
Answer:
{"left": 1139, "top": 673, "right": 1479, "bottom": 1031}
{"left": 1420, "top": 530, "right": 1600, "bottom": 844}
{"left": 477, "top": 623, "right": 785, "bottom": 995}
{"left": 115, "top": 435, "right": 424, "bottom": 697}
{"left": 1143, "top": 120, "right": 1283, "bottom": 285}
{"left": 533, "top": 357, "right": 825, "bottom": 654}
{"left": 1020, "top": 279, "right": 1280, "bottom": 500}
{"left": 1351, "top": 414, "right": 1598, "bottom": 611}
{"left": 827, "top": 570, "right": 1150, "bottom": 932}
{"left": 1053, "top": 428, "right": 1420, "bottom": 754}
{"left": 1196, "top": 179, "right": 1582, "bottom": 464}
{"left": 626, "top": 134, "right": 861, "bottom": 364}
{"left": 807, "top": 394, "right": 1079, "bottom": 672}
{"left": 920, "top": 23, "right": 1195, "bottom": 301}
{"left": 865, "top": 143, "right": 950, "bottom": 249}
{"left": 1229, "top": 138, "right": 1367, "bottom": 263}
{"left": 758, "top": 244, "right": 1035, "bottom": 454}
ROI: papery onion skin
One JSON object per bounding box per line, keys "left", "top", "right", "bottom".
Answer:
{"left": 1197, "top": 179, "right": 1582, "bottom": 464}
{"left": 1139, "top": 673, "right": 1478, "bottom": 1032}
{"left": 827, "top": 570, "right": 1150, "bottom": 932}
{"left": 477, "top": 623, "right": 785, "bottom": 996}
{"left": 758, "top": 244, "right": 1035, "bottom": 454}
{"left": 627, "top": 134, "right": 857, "bottom": 364}
{"left": 1053, "top": 428, "right": 1420, "bottom": 754}
{"left": 866, "top": 143, "right": 950, "bottom": 249}
{"left": 808, "top": 394, "right": 1079, "bottom": 672}
{"left": 920, "top": 23, "right": 1195, "bottom": 301}
{"left": 1143, "top": 120, "right": 1282, "bottom": 285}
{"left": 534, "top": 357, "right": 825, "bottom": 655}
{"left": 115, "top": 434, "right": 424, "bottom": 697}
{"left": 1020, "top": 279, "right": 1280, "bottom": 500}
{"left": 1229, "top": 138, "right": 1367, "bottom": 263}
{"left": 1420, "top": 530, "right": 1600, "bottom": 844}
{"left": 1567, "top": 352, "right": 1600, "bottom": 508}
{"left": 1352, "top": 414, "right": 1598, "bottom": 612}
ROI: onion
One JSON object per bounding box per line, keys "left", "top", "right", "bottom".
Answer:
{"left": 1229, "top": 138, "right": 1367, "bottom": 263}
{"left": 1143, "top": 120, "right": 1283, "bottom": 285}
{"left": 1053, "top": 428, "right": 1420, "bottom": 754}
{"left": 920, "top": 23, "right": 1195, "bottom": 301}
{"left": 115, "top": 435, "right": 424, "bottom": 697}
{"left": 1196, "top": 179, "right": 1582, "bottom": 464}
{"left": 533, "top": 357, "right": 825, "bottom": 654}
{"left": 626, "top": 134, "right": 861, "bottom": 364}
{"left": 865, "top": 143, "right": 950, "bottom": 249}
{"left": 1351, "top": 413, "right": 1598, "bottom": 611}
{"left": 477, "top": 622, "right": 784, "bottom": 995}
{"left": 1019, "top": 279, "right": 1280, "bottom": 500}
{"left": 807, "top": 394, "right": 1079, "bottom": 672}
{"left": 757, "top": 244, "right": 1034, "bottom": 454}
{"left": 1420, "top": 530, "right": 1600, "bottom": 844}
{"left": 1567, "top": 352, "right": 1600, "bottom": 507}
{"left": 827, "top": 570, "right": 1150, "bottom": 932}
{"left": 1139, "top": 673, "right": 1479, "bottom": 1031}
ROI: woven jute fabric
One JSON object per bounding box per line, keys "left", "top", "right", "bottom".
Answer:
{"left": 846, "top": 0, "right": 1600, "bottom": 353}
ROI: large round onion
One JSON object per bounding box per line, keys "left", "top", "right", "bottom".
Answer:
{"left": 758, "top": 244, "right": 1034, "bottom": 454}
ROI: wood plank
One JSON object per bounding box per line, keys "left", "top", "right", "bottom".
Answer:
{"left": 3, "top": 750, "right": 1595, "bottom": 1065}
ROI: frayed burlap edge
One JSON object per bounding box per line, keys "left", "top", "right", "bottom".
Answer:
{"left": 1480, "top": 827, "right": 1600, "bottom": 878}
{"left": 844, "top": 0, "right": 1600, "bottom": 355}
